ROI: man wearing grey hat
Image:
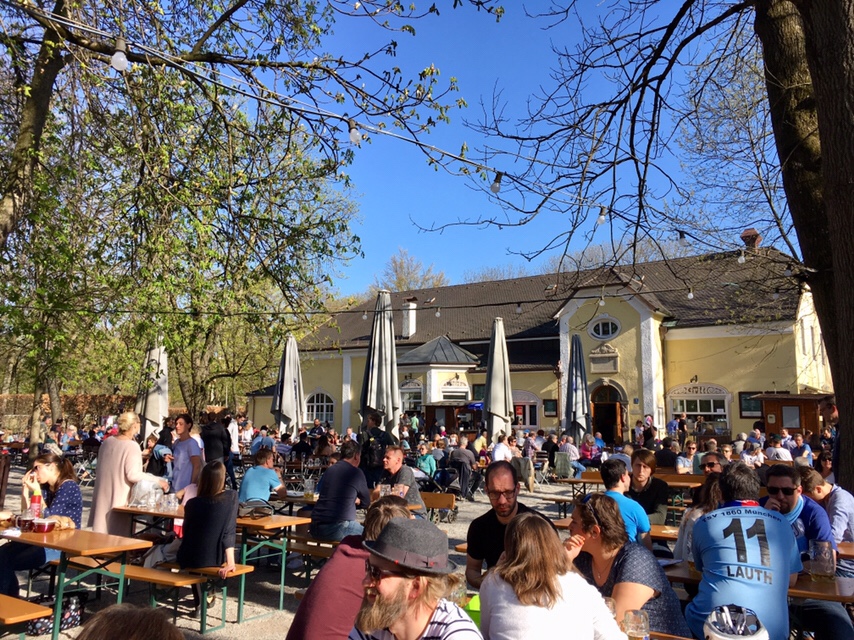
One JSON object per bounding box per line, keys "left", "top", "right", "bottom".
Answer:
{"left": 349, "top": 518, "right": 482, "bottom": 639}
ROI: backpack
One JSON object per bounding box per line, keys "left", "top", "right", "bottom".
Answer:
{"left": 362, "top": 430, "right": 387, "bottom": 468}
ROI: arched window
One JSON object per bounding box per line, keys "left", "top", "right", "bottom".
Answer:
{"left": 306, "top": 392, "right": 334, "bottom": 425}
{"left": 589, "top": 316, "right": 621, "bottom": 340}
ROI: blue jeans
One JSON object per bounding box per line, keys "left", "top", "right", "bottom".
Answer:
{"left": 224, "top": 452, "right": 238, "bottom": 490}
{"left": 310, "top": 520, "right": 363, "bottom": 542}
{"left": 570, "top": 461, "right": 586, "bottom": 478}
{"left": 0, "top": 541, "right": 47, "bottom": 597}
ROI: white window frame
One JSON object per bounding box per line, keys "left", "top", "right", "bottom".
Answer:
{"left": 589, "top": 315, "right": 622, "bottom": 341}
{"left": 306, "top": 392, "right": 334, "bottom": 425}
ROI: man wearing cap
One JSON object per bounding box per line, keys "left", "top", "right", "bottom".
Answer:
{"left": 249, "top": 426, "right": 275, "bottom": 456}
{"left": 765, "top": 434, "right": 793, "bottom": 461}
{"left": 465, "top": 460, "right": 552, "bottom": 589}
{"left": 350, "top": 518, "right": 481, "bottom": 640}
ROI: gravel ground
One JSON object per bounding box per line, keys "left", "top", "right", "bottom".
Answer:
{"left": 2, "top": 466, "right": 575, "bottom": 639}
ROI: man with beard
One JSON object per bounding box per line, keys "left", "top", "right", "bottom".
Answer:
{"left": 287, "top": 496, "right": 412, "bottom": 640}
{"left": 465, "top": 460, "right": 552, "bottom": 588}
{"left": 349, "top": 518, "right": 481, "bottom": 640}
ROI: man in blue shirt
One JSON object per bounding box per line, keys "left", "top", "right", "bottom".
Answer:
{"left": 760, "top": 464, "right": 854, "bottom": 639}
{"left": 799, "top": 466, "right": 854, "bottom": 577}
{"left": 239, "top": 449, "right": 286, "bottom": 502}
{"left": 599, "top": 458, "right": 652, "bottom": 549}
{"left": 250, "top": 426, "right": 276, "bottom": 456}
{"left": 790, "top": 432, "right": 814, "bottom": 465}
{"left": 686, "top": 462, "right": 801, "bottom": 640}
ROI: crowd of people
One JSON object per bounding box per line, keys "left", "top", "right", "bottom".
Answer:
{"left": 2, "top": 397, "right": 851, "bottom": 640}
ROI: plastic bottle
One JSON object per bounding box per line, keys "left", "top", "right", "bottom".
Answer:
{"left": 30, "top": 486, "right": 42, "bottom": 518}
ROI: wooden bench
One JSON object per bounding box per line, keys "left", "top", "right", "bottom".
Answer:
{"left": 421, "top": 492, "right": 456, "bottom": 523}
{"left": 0, "top": 594, "right": 54, "bottom": 639}
{"left": 65, "top": 557, "right": 253, "bottom": 634}
{"left": 286, "top": 534, "right": 339, "bottom": 578}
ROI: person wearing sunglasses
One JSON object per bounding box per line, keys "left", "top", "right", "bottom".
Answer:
{"left": 759, "top": 464, "right": 853, "bottom": 640}
{"left": 685, "top": 462, "right": 800, "bottom": 640}
{"left": 675, "top": 439, "right": 697, "bottom": 474}
{"left": 699, "top": 452, "right": 725, "bottom": 476}
{"left": 350, "top": 518, "right": 481, "bottom": 640}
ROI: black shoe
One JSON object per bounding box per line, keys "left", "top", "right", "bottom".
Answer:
{"left": 465, "top": 495, "right": 475, "bottom": 502}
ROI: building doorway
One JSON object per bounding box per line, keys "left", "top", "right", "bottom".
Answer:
{"left": 591, "top": 384, "right": 624, "bottom": 445}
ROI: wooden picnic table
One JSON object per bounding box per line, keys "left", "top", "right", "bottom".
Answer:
{"left": 664, "top": 559, "right": 854, "bottom": 603}
{"left": 838, "top": 541, "right": 854, "bottom": 560}
{"left": 1, "top": 528, "right": 151, "bottom": 640}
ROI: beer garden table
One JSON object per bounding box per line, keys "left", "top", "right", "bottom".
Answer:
{"left": 0, "top": 528, "right": 151, "bottom": 640}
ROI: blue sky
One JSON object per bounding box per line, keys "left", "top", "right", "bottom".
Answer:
{"left": 327, "top": 4, "right": 583, "bottom": 297}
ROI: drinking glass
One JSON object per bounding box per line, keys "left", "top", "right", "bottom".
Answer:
{"left": 623, "top": 609, "right": 650, "bottom": 640}
{"left": 603, "top": 597, "right": 617, "bottom": 619}
{"left": 809, "top": 539, "right": 836, "bottom": 582}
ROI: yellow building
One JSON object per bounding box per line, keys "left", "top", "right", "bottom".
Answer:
{"left": 248, "top": 240, "right": 831, "bottom": 444}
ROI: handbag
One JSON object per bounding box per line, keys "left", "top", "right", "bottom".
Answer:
{"left": 26, "top": 594, "right": 83, "bottom": 636}
{"left": 238, "top": 499, "right": 274, "bottom": 519}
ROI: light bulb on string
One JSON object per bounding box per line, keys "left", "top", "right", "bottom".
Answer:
{"left": 111, "top": 37, "right": 128, "bottom": 72}
{"left": 737, "top": 250, "right": 746, "bottom": 264}
{"left": 596, "top": 206, "right": 607, "bottom": 226}
{"left": 678, "top": 230, "right": 690, "bottom": 248}
{"left": 348, "top": 118, "right": 361, "bottom": 145}
{"left": 515, "top": 303, "right": 522, "bottom": 315}
{"left": 687, "top": 288, "right": 694, "bottom": 300}
{"left": 490, "top": 172, "right": 503, "bottom": 194}
{"left": 435, "top": 308, "right": 441, "bottom": 318}
{"left": 783, "top": 263, "right": 793, "bottom": 277}
{"left": 773, "top": 288, "right": 780, "bottom": 301}
{"left": 598, "top": 296, "right": 606, "bottom": 307}
{"left": 362, "top": 311, "right": 368, "bottom": 320}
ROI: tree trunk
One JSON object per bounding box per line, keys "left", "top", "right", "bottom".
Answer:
{"left": 797, "top": 0, "right": 854, "bottom": 488}
{"left": 0, "top": 1, "right": 67, "bottom": 248}
{"left": 27, "top": 378, "right": 45, "bottom": 466}
{"left": 756, "top": 0, "right": 854, "bottom": 486}
{"left": 47, "top": 377, "right": 63, "bottom": 423}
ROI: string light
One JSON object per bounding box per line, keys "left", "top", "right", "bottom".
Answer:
{"left": 490, "top": 172, "right": 503, "bottom": 194}
{"left": 737, "top": 249, "right": 745, "bottom": 264}
{"left": 435, "top": 308, "right": 441, "bottom": 318}
{"left": 687, "top": 288, "right": 694, "bottom": 300}
{"left": 515, "top": 303, "right": 522, "bottom": 314}
{"left": 111, "top": 37, "right": 128, "bottom": 72}
{"left": 678, "top": 231, "right": 690, "bottom": 248}
{"left": 348, "top": 118, "right": 361, "bottom": 145}
{"left": 783, "top": 263, "right": 793, "bottom": 277}
{"left": 362, "top": 311, "right": 368, "bottom": 320}
{"left": 772, "top": 288, "right": 780, "bottom": 301}
{"left": 596, "top": 206, "right": 607, "bottom": 226}
{"left": 598, "top": 296, "right": 606, "bottom": 307}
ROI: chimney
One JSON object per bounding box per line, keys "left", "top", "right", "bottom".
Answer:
{"left": 402, "top": 298, "right": 417, "bottom": 338}
{"left": 740, "top": 228, "right": 762, "bottom": 249}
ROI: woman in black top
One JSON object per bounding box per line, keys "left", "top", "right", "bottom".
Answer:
{"left": 178, "top": 460, "right": 237, "bottom": 612}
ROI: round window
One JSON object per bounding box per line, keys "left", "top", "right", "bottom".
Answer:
{"left": 589, "top": 317, "right": 621, "bottom": 340}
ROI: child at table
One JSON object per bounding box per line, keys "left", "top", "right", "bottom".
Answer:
{"left": 0, "top": 452, "right": 82, "bottom": 598}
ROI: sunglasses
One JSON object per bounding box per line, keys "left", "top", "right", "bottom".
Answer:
{"left": 766, "top": 486, "right": 797, "bottom": 496}
{"left": 701, "top": 462, "right": 721, "bottom": 469}
{"left": 687, "top": 446, "right": 697, "bottom": 450}
{"left": 364, "top": 559, "right": 411, "bottom": 582}
{"left": 581, "top": 493, "right": 600, "bottom": 528}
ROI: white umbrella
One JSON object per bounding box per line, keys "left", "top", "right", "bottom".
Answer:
{"left": 484, "top": 317, "right": 513, "bottom": 440}
{"left": 566, "top": 333, "right": 591, "bottom": 444}
{"left": 271, "top": 334, "right": 306, "bottom": 439}
{"left": 359, "top": 290, "right": 402, "bottom": 441}
{"left": 135, "top": 342, "right": 169, "bottom": 441}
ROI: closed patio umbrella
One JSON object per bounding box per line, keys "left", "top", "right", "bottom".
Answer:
{"left": 566, "top": 333, "right": 591, "bottom": 445}
{"left": 484, "top": 317, "right": 513, "bottom": 441}
{"left": 271, "top": 334, "right": 306, "bottom": 439}
{"left": 135, "top": 342, "right": 169, "bottom": 441}
{"left": 359, "top": 290, "right": 402, "bottom": 441}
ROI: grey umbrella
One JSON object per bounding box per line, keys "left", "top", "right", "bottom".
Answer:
{"left": 359, "top": 290, "right": 402, "bottom": 441}
{"left": 271, "top": 334, "right": 306, "bottom": 439}
{"left": 135, "top": 342, "right": 169, "bottom": 441}
{"left": 483, "top": 317, "right": 513, "bottom": 440}
{"left": 566, "top": 333, "right": 591, "bottom": 444}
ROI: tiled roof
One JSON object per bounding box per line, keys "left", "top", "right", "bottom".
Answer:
{"left": 397, "top": 336, "right": 479, "bottom": 366}
{"left": 303, "top": 248, "right": 798, "bottom": 353}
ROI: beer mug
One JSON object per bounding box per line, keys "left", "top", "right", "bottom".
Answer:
{"left": 809, "top": 540, "right": 836, "bottom": 582}
{"left": 623, "top": 609, "right": 650, "bottom": 640}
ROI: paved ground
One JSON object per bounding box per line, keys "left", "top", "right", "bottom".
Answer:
{"left": 2, "top": 466, "right": 575, "bottom": 638}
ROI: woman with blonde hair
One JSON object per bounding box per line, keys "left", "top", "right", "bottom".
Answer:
{"left": 480, "top": 512, "right": 625, "bottom": 640}
{"left": 89, "top": 412, "right": 169, "bottom": 534}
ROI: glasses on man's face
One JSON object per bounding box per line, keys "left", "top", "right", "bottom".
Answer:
{"left": 486, "top": 489, "right": 516, "bottom": 502}
{"left": 701, "top": 462, "right": 721, "bottom": 469}
{"left": 766, "top": 486, "right": 797, "bottom": 496}
{"left": 687, "top": 446, "right": 697, "bottom": 451}
{"left": 365, "top": 559, "right": 410, "bottom": 583}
